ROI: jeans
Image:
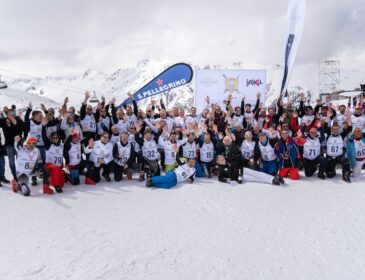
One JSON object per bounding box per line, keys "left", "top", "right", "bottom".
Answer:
{"left": 151, "top": 171, "right": 177, "bottom": 189}
{"left": 6, "top": 145, "right": 17, "bottom": 179}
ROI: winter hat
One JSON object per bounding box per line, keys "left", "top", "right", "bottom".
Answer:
{"left": 26, "top": 137, "right": 37, "bottom": 144}
{"left": 72, "top": 131, "right": 80, "bottom": 138}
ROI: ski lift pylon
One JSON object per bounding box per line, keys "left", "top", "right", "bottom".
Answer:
{"left": 0, "top": 76, "right": 8, "bottom": 89}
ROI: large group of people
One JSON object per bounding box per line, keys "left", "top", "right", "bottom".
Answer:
{"left": 0, "top": 90, "right": 364, "bottom": 196}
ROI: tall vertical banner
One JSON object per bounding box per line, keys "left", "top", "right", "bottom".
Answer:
{"left": 280, "top": 0, "right": 307, "bottom": 95}
{"left": 195, "top": 69, "right": 266, "bottom": 112}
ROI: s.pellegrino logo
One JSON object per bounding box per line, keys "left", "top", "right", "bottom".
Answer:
{"left": 119, "top": 63, "right": 193, "bottom": 107}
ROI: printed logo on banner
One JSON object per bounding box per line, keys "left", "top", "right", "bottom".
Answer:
{"left": 246, "top": 79, "right": 263, "bottom": 87}
{"left": 223, "top": 75, "right": 240, "bottom": 94}
{"left": 119, "top": 63, "right": 193, "bottom": 107}
{"left": 199, "top": 77, "right": 218, "bottom": 87}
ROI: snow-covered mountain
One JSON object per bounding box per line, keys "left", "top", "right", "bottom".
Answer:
{"left": 2, "top": 59, "right": 364, "bottom": 110}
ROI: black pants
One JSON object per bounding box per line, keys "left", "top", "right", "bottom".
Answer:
{"left": 158, "top": 148, "right": 165, "bottom": 170}
{"left": 304, "top": 156, "right": 328, "bottom": 177}
{"left": 219, "top": 161, "right": 240, "bottom": 181}
{"left": 326, "top": 155, "right": 351, "bottom": 178}
{"left": 143, "top": 158, "right": 160, "bottom": 176}
{"left": 93, "top": 162, "right": 113, "bottom": 183}
{"left": 241, "top": 158, "right": 258, "bottom": 171}
{"left": 67, "top": 160, "right": 95, "bottom": 185}
{"left": 113, "top": 164, "right": 133, "bottom": 181}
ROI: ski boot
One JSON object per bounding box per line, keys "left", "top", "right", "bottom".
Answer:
{"left": 103, "top": 174, "right": 111, "bottom": 182}
{"left": 20, "top": 183, "right": 31, "bottom": 196}
{"left": 11, "top": 179, "right": 18, "bottom": 193}
{"left": 146, "top": 177, "right": 152, "bottom": 188}
{"left": 318, "top": 172, "right": 325, "bottom": 180}
{"left": 139, "top": 172, "right": 145, "bottom": 182}
{"left": 272, "top": 177, "right": 280, "bottom": 185}
{"left": 43, "top": 183, "right": 54, "bottom": 195}
{"left": 31, "top": 176, "right": 37, "bottom": 186}
{"left": 343, "top": 172, "right": 351, "bottom": 183}
{"left": 85, "top": 177, "right": 96, "bottom": 185}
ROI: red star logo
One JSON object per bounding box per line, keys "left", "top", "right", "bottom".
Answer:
{"left": 156, "top": 79, "right": 164, "bottom": 86}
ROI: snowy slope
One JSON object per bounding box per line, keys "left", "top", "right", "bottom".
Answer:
{"left": 0, "top": 88, "right": 60, "bottom": 110}
{"left": 0, "top": 161, "right": 365, "bottom": 280}
{"left": 3, "top": 60, "right": 364, "bottom": 111}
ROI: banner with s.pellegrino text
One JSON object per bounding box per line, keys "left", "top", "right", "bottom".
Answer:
{"left": 119, "top": 63, "right": 193, "bottom": 107}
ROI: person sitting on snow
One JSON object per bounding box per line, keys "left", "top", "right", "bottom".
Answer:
{"left": 12, "top": 136, "right": 42, "bottom": 196}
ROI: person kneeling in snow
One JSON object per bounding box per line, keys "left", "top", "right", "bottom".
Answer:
{"left": 42, "top": 121, "right": 65, "bottom": 194}
{"left": 13, "top": 136, "right": 42, "bottom": 196}
{"left": 63, "top": 130, "right": 96, "bottom": 185}
{"left": 146, "top": 147, "right": 196, "bottom": 189}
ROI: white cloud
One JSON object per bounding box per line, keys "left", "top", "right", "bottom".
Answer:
{"left": 0, "top": 0, "right": 363, "bottom": 78}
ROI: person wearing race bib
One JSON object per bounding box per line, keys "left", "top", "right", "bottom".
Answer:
{"left": 254, "top": 132, "right": 278, "bottom": 176}
{"left": 324, "top": 120, "right": 352, "bottom": 183}
{"left": 24, "top": 104, "right": 46, "bottom": 186}
{"left": 63, "top": 130, "right": 96, "bottom": 186}
{"left": 146, "top": 154, "right": 196, "bottom": 189}
{"left": 180, "top": 132, "right": 204, "bottom": 177}
{"left": 42, "top": 122, "right": 65, "bottom": 194}
{"left": 216, "top": 135, "right": 243, "bottom": 183}
{"left": 158, "top": 130, "right": 187, "bottom": 172}
{"left": 351, "top": 103, "right": 365, "bottom": 133}
{"left": 346, "top": 127, "right": 365, "bottom": 178}
{"left": 113, "top": 132, "right": 135, "bottom": 181}
{"left": 111, "top": 107, "right": 129, "bottom": 135}
{"left": 240, "top": 131, "right": 257, "bottom": 170}
{"left": 80, "top": 91, "right": 100, "bottom": 142}
{"left": 122, "top": 92, "right": 139, "bottom": 127}
{"left": 198, "top": 132, "right": 217, "bottom": 178}
{"left": 128, "top": 123, "right": 144, "bottom": 181}
{"left": 84, "top": 132, "right": 114, "bottom": 183}
{"left": 60, "top": 113, "right": 83, "bottom": 140}
{"left": 97, "top": 99, "right": 115, "bottom": 136}
{"left": 275, "top": 129, "right": 302, "bottom": 180}
{"left": 300, "top": 127, "right": 328, "bottom": 179}
{"left": 135, "top": 128, "right": 161, "bottom": 180}
{"left": 12, "top": 137, "right": 42, "bottom": 196}
{"left": 109, "top": 125, "right": 121, "bottom": 145}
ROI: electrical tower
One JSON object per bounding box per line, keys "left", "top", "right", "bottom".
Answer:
{"left": 318, "top": 60, "right": 340, "bottom": 96}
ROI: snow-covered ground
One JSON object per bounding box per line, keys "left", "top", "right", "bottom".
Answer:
{"left": 1, "top": 164, "right": 365, "bottom": 280}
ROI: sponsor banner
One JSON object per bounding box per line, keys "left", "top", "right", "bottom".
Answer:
{"left": 195, "top": 69, "right": 266, "bottom": 112}
{"left": 119, "top": 63, "right": 193, "bottom": 107}
{"left": 281, "top": 0, "right": 307, "bottom": 95}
